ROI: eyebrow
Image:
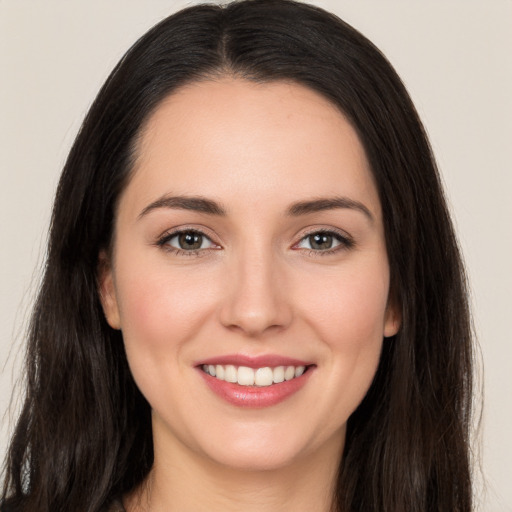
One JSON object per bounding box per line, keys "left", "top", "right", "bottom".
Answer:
{"left": 138, "top": 194, "right": 373, "bottom": 221}
{"left": 138, "top": 195, "right": 227, "bottom": 219}
{"left": 287, "top": 197, "right": 374, "bottom": 221}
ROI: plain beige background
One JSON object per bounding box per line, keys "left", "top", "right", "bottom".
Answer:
{"left": 1, "top": 1, "right": 511, "bottom": 509}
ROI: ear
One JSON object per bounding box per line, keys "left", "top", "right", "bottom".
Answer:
{"left": 383, "top": 296, "right": 401, "bottom": 338}
{"left": 97, "top": 250, "right": 121, "bottom": 330}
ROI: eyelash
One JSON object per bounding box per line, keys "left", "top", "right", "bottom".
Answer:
{"left": 155, "top": 228, "right": 354, "bottom": 257}
{"left": 156, "top": 228, "right": 217, "bottom": 257}
{"left": 295, "top": 228, "right": 355, "bottom": 257}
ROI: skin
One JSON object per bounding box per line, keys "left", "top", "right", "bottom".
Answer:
{"left": 99, "top": 78, "right": 400, "bottom": 512}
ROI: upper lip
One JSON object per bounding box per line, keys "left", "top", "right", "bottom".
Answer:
{"left": 196, "top": 354, "right": 313, "bottom": 369}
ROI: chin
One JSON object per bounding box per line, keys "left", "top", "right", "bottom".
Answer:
{"left": 196, "top": 425, "right": 336, "bottom": 473}
{"left": 206, "top": 445, "right": 303, "bottom": 472}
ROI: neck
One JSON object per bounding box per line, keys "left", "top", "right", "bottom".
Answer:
{"left": 125, "top": 425, "right": 344, "bottom": 512}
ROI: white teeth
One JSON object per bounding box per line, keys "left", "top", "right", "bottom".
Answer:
{"left": 203, "top": 363, "right": 309, "bottom": 386}
{"left": 224, "top": 365, "right": 237, "bottom": 383}
{"left": 295, "top": 366, "right": 305, "bottom": 377}
{"left": 237, "top": 366, "right": 255, "bottom": 385}
{"left": 215, "top": 365, "right": 224, "bottom": 380}
{"left": 255, "top": 367, "right": 273, "bottom": 387}
{"left": 284, "top": 366, "right": 295, "bottom": 381}
{"left": 273, "top": 366, "right": 285, "bottom": 383}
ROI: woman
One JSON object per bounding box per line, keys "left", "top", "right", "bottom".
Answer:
{"left": 1, "top": 0, "right": 474, "bottom": 510}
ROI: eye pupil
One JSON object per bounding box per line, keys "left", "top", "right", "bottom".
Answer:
{"left": 310, "top": 233, "right": 333, "bottom": 250}
{"left": 179, "top": 232, "right": 202, "bottom": 250}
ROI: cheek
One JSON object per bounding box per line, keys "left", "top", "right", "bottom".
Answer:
{"left": 114, "top": 259, "right": 219, "bottom": 360}
{"left": 301, "top": 262, "right": 390, "bottom": 347}
{"left": 296, "top": 261, "right": 389, "bottom": 411}
{"left": 113, "top": 260, "right": 223, "bottom": 418}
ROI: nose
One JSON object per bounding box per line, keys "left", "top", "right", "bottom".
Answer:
{"left": 218, "top": 247, "right": 293, "bottom": 337}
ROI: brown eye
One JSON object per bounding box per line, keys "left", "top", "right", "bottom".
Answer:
{"left": 178, "top": 232, "right": 203, "bottom": 250}
{"left": 296, "top": 230, "right": 351, "bottom": 252}
{"left": 163, "top": 230, "right": 215, "bottom": 251}
{"left": 309, "top": 233, "right": 334, "bottom": 250}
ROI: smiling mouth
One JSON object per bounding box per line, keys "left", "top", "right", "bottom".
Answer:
{"left": 201, "top": 364, "right": 310, "bottom": 387}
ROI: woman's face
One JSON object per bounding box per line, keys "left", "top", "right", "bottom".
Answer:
{"left": 100, "top": 78, "right": 400, "bottom": 471}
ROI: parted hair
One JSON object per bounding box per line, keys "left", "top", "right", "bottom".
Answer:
{"left": 2, "top": 1, "right": 474, "bottom": 511}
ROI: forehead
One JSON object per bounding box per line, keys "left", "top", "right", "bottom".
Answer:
{"left": 122, "top": 78, "right": 380, "bottom": 219}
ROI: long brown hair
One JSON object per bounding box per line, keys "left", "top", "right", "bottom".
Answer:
{"left": 2, "top": 1, "right": 474, "bottom": 510}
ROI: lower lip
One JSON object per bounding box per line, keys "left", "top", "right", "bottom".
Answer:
{"left": 198, "top": 368, "right": 313, "bottom": 408}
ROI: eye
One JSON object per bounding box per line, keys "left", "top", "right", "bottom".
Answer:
{"left": 161, "top": 230, "right": 215, "bottom": 251}
{"left": 295, "top": 230, "right": 352, "bottom": 252}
